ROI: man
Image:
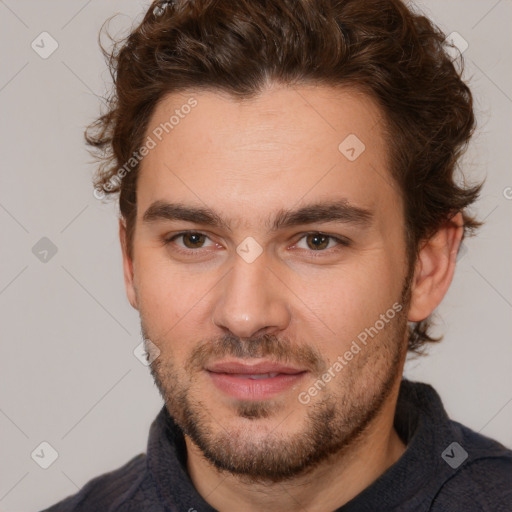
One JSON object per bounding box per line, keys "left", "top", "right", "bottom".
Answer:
{"left": 43, "top": 0, "right": 511, "bottom": 510}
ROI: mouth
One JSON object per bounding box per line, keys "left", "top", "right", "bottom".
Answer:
{"left": 226, "top": 372, "right": 283, "bottom": 379}
{"left": 205, "top": 360, "right": 308, "bottom": 401}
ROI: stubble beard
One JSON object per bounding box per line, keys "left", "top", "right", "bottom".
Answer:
{"left": 141, "top": 283, "right": 411, "bottom": 483}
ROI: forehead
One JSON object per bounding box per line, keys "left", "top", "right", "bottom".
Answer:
{"left": 137, "top": 84, "right": 400, "bottom": 227}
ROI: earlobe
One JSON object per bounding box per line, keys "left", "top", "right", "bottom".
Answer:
{"left": 119, "top": 218, "right": 139, "bottom": 310}
{"left": 407, "top": 213, "right": 463, "bottom": 322}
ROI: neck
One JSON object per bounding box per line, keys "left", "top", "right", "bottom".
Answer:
{"left": 185, "top": 378, "right": 406, "bottom": 512}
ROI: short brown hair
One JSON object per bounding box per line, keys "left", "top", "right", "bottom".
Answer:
{"left": 87, "top": 0, "right": 482, "bottom": 352}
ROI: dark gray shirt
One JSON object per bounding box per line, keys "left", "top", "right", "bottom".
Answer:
{"left": 42, "top": 380, "right": 512, "bottom": 511}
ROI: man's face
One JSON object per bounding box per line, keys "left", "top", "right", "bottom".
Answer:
{"left": 123, "top": 85, "right": 411, "bottom": 481}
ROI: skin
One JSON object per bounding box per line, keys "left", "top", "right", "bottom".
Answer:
{"left": 120, "top": 84, "right": 463, "bottom": 511}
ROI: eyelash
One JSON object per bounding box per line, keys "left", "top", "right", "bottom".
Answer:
{"left": 163, "top": 231, "right": 351, "bottom": 258}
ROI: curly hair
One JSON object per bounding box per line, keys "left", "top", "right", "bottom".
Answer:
{"left": 86, "top": 0, "right": 483, "bottom": 353}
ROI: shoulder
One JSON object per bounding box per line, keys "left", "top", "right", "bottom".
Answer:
{"left": 40, "top": 453, "right": 147, "bottom": 512}
{"left": 431, "top": 457, "right": 512, "bottom": 511}
{"left": 430, "top": 423, "right": 512, "bottom": 511}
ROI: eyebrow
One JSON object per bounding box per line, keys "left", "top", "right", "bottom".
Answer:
{"left": 142, "top": 199, "right": 373, "bottom": 232}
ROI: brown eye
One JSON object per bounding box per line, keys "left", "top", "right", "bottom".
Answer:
{"left": 182, "top": 232, "right": 207, "bottom": 248}
{"left": 294, "top": 232, "right": 350, "bottom": 254}
{"left": 305, "top": 233, "right": 330, "bottom": 250}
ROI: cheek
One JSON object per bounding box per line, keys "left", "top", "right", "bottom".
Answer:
{"left": 300, "top": 253, "right": 404, "bottom": 348}
{"left": 135, "top": 248, "right": 203, "bottom": 312}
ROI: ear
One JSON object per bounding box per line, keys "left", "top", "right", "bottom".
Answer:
{"left": 408, "top": 212, "right": 463, "bottom": 322}
{"left": 119, "top": 218, "right": 139, "bottom": 310}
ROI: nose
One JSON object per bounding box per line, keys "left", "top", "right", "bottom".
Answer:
{"left": 211, "top": 252, "right": 291, "bottom": 339}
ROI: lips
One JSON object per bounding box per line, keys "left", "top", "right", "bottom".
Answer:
{"left": 235, "top": 373, "right": 280, "bottom": 379}
{"left": 206, "top": 360, "right": 307, "bottom": 400}
{"left": 206, "top": 360, "right": 305, "bottom": 375}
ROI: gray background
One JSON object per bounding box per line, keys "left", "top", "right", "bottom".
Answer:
{"left": 0, "top": 1, "right": 510, "bottom": 510}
